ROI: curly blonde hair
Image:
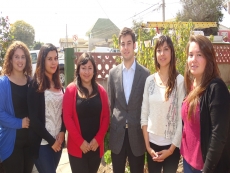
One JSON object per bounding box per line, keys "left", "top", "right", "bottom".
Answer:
{"left": 2, "top": 41, "right": 32, "bottom": 76}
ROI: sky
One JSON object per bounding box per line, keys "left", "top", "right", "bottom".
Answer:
{"left": 1, "top": 0, "right": 230, "bottom": 47}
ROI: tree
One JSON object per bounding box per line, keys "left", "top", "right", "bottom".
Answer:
{"left": 0, "top": 14, "right": 14, "bottom": 66}
{"left": 112, "top": 21, "right": 195, "bottom": 75}
{"left": 131, "top": 19, "right": 155, "bottom": 41}
{"left": 10, "top": 20, "right": 35, "bottom": 48}
{"left": 32, "top": 41, "right": 43, "bottom": 50}
{"left": 176, "top": 0, "right": 224, "bottom": 35}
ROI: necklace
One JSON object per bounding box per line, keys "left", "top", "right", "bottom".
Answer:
{"left": 158, "top": 72, "right": 168, "bottom": 86}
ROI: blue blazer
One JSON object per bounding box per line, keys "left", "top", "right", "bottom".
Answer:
{"left": 0, "top": 76, "right": 22, "bottom": 162}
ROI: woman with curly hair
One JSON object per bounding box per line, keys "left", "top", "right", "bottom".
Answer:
{"left": 0, "top": 41, "right": 33, "bottom": 173}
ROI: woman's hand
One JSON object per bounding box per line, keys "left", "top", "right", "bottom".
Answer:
{"left": 80, "top": 140, "right": 90, "bottom": 154}
{"left": 153, "top": 149, "right": 172, "bottom": 162}
{"left": 56, "top": 132, "right": 65, "bottom": 144}
{"left": 52, "top": 140, "right": 62, "bottom": 152}
{"left": 22, "top": 117, "right": 30, "bottom": 128}
{"left": 89, "top": 138, "right": 99, "bottom": 151}
{"left": 146, "top": 147, "right": 164, "bottom": 162}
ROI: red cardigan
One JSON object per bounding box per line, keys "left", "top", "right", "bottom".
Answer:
{"left": 63, "top": 82, "right": 110, "bottom": 158}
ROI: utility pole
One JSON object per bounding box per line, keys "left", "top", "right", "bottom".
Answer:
{"left": 162, "top": 0, "right": 165, "bottom": 22}
{"left": 66, "top": 24, "right": 68, "bottom": 48}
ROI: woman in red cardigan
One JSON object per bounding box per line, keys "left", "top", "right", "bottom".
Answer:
{"left": 63, "top": 52, "right": 110, "bottom": 173}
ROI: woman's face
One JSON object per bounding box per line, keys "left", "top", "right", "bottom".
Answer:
{"left": 11, "top": 48, "right": 26, "bottom": 73}
{"left": 79, "top": 60, "right": 94, "bottom": 85}
{"left": 45, "top": 50, "right": 58, "bottom": 78}
{"left": 187, "top": 42, "right": 207, "bottom": 81}
{"left": 156, "top": 42, "right": 171, "bottom": 68}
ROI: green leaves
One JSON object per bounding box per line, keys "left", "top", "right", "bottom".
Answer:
{"left": 177, "top": 0, "right": 224, "bottom": 35}
{"left": 104, "top": 150, "right": 112, "bottom": 164}
{"left": 0, "top": 15, "right": 14, "bottom": 65}
{"left": 10, "top": 20, "right": 35, "bottom": 48}
{"left": 112, "top": 21, "right": 195, "bottom": 76}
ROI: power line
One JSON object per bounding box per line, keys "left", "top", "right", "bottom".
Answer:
{"left": 131, "top": 0, "right": 153, "bottom": 5}
{"left": 88, "top": 0, "right": 182, "bottom": 38}
{"left": 166, "top": 1, "right": 181, "bottom": 5}
{"left": 96, "top": 0, "right": 110, "bottom": 18}
{"left": 89, "top": 1, "right": 161, "bottom": 36}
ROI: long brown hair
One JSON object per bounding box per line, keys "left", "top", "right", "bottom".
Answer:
{"left": 33, "top": 43, "right": 61, "bottom": 92}
{"left": 75, "top": 52, "right": 98, "bottom": 98}
{"left": 184, "top": 35, "right": 220, "bottom": 118}
{"left": 154, "top": 35, "right": 178, "bottom": 101}
{"left": 2, "top": 41, "right": 32, "bottom": 76}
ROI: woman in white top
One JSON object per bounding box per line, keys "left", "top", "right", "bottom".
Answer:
{"left": 27, "top": 43, "right": 66, "bottom": 173}
{"left": 141, "top": 35, "right": 185, "bottom": 173}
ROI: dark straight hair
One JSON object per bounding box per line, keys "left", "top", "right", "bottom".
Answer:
{"left": 75, "top": 52, "right": 98, "bottom": 98}
{"left": 33, "top": 43, "right": 61, "bottom": 92}
{"left": 154, "top": 35, "right": 178, "bottom": 101}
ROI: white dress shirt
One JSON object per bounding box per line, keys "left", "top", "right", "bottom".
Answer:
{"left": 122, "top": 60, "right": 136, "bottom": 104}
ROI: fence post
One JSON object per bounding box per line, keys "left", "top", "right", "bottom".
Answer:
{"left": 64, "top": 48, "right": 75, "bottom": 87}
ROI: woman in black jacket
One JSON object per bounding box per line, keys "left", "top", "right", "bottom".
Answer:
{"left": 180, "top": 35, "right": 230, "bottom": 173}
{"left": 28, "top": 43, "right": 66, "bottom": 173}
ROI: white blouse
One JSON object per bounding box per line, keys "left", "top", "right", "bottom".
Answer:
{"left": 141, "top": 73, "right": 185, "bottom": 148}
{"left": 41, "top": 89, "right": 63, "bottom": 145}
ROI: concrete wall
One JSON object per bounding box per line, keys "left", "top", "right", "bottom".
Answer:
{"left": 98, "top": 80, "right": 108, "bottom": 92}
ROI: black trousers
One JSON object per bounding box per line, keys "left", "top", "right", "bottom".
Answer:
{"left": 68, "top": 150, "right": 101, "bottom": 173}
{"left": 2, "top": 139, "right": 34, "bottom": 173}
{"left": 147, "top": 142, "right": 180, "bottom": 173}
{"left": 111, "top": 129, "right": 145, "bottom": 173}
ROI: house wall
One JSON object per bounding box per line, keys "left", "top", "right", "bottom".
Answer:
{"left": 218, "top": 64, "right": 230, "bottom": 85}
{"left": 88, "top": 38, "right": 103, "bottom": 51}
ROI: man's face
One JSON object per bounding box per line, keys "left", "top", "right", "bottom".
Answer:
{"left": 119, "top": 35, "right": 136, "bottom": 62}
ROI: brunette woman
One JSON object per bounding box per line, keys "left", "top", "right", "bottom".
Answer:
{"left": 27, "top": 43, "right": 66, "bottom": 173}
{"left": 0, "top": 41, "right": 33, "bottom": 173}
{"left": 141, "top": 35, "right": 185, "bottom": 173}
{"left": 63, "top": 52, "right": 110, "bottom": 173}
{"left": 181, "top": 35, "right": 230, "bottom": 173}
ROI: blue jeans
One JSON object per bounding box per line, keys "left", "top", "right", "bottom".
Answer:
{"left": 35, "top": 144, "right": 62, "bottom": 173}
{"left": 183, "top": 158, "right": 202, "bottom": 173}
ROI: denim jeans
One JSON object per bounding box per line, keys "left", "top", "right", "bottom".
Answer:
{"left": 35, "top": 144, "right": 62, "bottom": 173}
{"left": 183, "top": 158, "right": 202, "bottom": 173}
